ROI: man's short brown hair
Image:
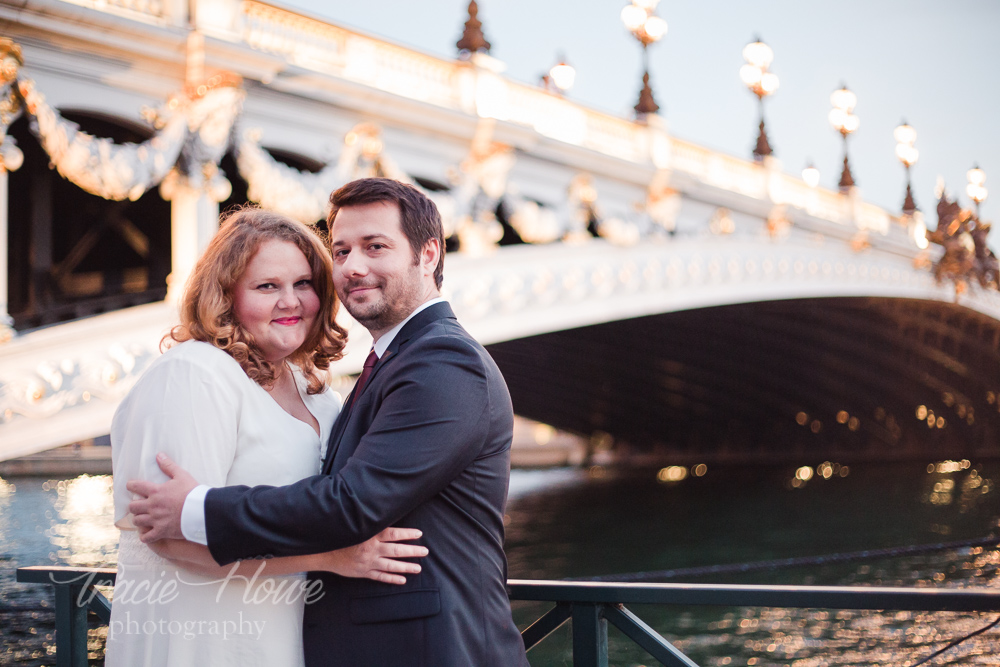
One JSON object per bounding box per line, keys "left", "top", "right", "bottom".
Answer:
{"left": 328, "top": 178, "right": 445, "bottom": 289}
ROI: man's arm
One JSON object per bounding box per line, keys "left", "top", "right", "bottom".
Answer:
{"left": 146, "top": 527, "right": 427, "bottom": 584}
{"left": 205, "top": 335, "right": 493, "bottom": 565}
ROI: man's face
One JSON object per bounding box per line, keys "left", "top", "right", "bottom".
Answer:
{"left": 330, "top": 201, "right": 438, "bottom": 338}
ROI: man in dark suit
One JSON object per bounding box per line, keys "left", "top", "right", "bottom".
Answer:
{"left": 128, "top": 178, "right": 529, "bottom": 666}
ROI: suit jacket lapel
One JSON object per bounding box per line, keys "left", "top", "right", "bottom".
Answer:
{"left": 320, "top": 302, "right": 457, "bottom": 475}
{"left": 321, "top": 400, "right": 352, "bottom": 474}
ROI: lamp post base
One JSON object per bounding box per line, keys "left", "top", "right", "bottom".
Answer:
{"left": 752, "top": 119, "right": 773, "bottom": 162}
{"left": 634, "top": 71, "right": 660, "bottom": 117}
{"left": 838, "top": 155, "right": 856, "bottom": 193}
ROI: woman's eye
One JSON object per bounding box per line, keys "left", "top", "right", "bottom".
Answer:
{"left": 295, "top": 279, "right": 313, "bottom": 288}
{"left": 256, "top": 282, "right": 276, "bottom": 290}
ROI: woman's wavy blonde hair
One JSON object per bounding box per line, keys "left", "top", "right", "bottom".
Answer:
{"left": 165, "top": 206, "right": 347, "bottom": 394}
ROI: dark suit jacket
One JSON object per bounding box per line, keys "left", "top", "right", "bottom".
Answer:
{"left": 205, "top": 302, "right": 529, "bottom": 666}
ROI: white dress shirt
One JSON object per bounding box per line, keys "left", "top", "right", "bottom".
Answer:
{"left": 179, "top": 297, "right": 447, "bottom": 545}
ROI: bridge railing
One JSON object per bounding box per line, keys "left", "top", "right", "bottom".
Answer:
{"left": 16, "top": 566, "right": 1000, "bottom": 667}
{"left": 509, "top": 579, "right": 1000, "bottom": 666}
{"left": 16, "top": 566, "right": 115, "bottom": 667}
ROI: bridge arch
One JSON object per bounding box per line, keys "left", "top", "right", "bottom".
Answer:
{"left": 436, "top": 239, "right": 1000, "bottom": 462}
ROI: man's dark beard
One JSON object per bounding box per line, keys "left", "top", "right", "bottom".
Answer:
{"left": 341, "top": 256, "right": 424, "bottom": 334}
{"left": 347, "top": 298, "right": 396, "bottom": 333}
{"left": 342, "top": 275, "right": 421, "bottom": 334}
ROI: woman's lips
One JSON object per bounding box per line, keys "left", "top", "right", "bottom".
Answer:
{"left": 273, "top": 317, "right": 301, "bottom": 326}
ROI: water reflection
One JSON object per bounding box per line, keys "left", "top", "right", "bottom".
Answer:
{"left": 48, "top": 475, "right": 117, "bottom": 566}
{"left": 1, "top": 462, "right": 999, "bottom": 666}
{"left": 505, "top": 462, "right": 1000, "bottom": 666}
{"left": 0, "top": 477, "right": 15, "bottom": 548}
{"left": 924, "top": 461, "right": 994, "bottom": 515}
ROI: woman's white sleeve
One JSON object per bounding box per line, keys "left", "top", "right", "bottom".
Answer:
{"left": 112, "top": 354, "right": 241, "bottom": 526}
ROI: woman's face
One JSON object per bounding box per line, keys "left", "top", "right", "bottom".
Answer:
{"left": 232, "top": 239, "right": 321, "bottom": 363}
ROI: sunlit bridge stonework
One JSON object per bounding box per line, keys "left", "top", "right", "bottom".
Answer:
{"left": 1, "top": 0, "right": 999, "bottom": 464}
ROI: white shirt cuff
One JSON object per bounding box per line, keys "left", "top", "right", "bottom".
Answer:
{"left": 180, "top": 484, "right": 211, "bottom": 545}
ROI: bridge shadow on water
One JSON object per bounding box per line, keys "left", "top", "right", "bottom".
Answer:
{"left": 487, "top": 297, "right": 1000, "bottom": 462}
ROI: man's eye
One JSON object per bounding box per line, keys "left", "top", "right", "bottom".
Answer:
{"left": 369, "top": 244, "right": 385, "bottom": 251}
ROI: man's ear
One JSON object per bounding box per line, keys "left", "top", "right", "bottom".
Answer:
{"left": 421, "top": 238, "right": 441, "bottom": 277}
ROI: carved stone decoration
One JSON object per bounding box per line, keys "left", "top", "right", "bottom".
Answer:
{"left": 159, "top": 78, "right": 244, "bottom": 203}
{"left": 561, "top": 173, "right": 598, "bottom": 243}
{"left": 709, "top": 207, "right": 735, "bottom": 235}
{"left": 17, "top": 78, "right": 187, "bottom": 201}
{"left": 850, "top": 230, "right": 871, "bottom": 253}
{"left": 235, "top": 122, "right": 428, "bottom": 225}
{"left": 0, "top": 343, "right": 156, "bottom": 424}
{"left": 335, "top": 123, "right": 414, "bottom": 184}
{"left": 506, "top": 197, "right": 562, "bottom": 244}
{"left": 766, "top": 204, "right": 791, "bottom": 238}
{"left": 570, "top": 175, "right": 642, "bottom": 247}
{"left": 0, "top": 38, "right": 24, "bottom": 173}
{"left": 595, "top": 216, "right": 641, "bottom": 246}
{"left": 450, "top": 141, "right": 511, "bottom": 254}
{"left": 646, "top": 170, "right": 682, "bottom": 233}
{"left": 236, "top": 129, "right": 342, "bottom": 224}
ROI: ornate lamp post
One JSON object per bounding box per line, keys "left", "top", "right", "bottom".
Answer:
{"left": 894, "top": 121, "right": 919, "bottom": 214}
{"left": 967, "top": 165, "right": 988, "bottom": 216}
{"left": 739, "top": 36, "right": 779, "bottom": 161}
{"left": 620, "top": 0, "right": 668, "bottom": 117}
{"left": 541, "top": 56, "right": 575, "bottom": 95}
{"left": 802, "top": 162, "right": 820, "bottom": 188}
{"left": 828, "top": 84, "right": 859, "bottom": 192}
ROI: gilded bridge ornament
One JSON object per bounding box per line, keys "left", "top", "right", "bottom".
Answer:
{"left": 17, "top": 78, "right": 188, "bottom": 201}
{"left": 0, "top": 38, "right": 24, "bottom": 173}
{"left": 234, "top": 122, "right": 418, "bottom": 225}
{"left": 0, "top": 39, "right": 243, "bottom": 202}
{"left": 928, "top": 193, "right": 999, "bottom": 294}
{"left": 159, "top": 80, "right": 245, "bottom": 203}
{"left": 450, "top": 141, "right": 511, "bottom": 253}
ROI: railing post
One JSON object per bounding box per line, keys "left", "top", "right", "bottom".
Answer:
{"left": 54, "top": 583, "right": 89, "bottom": 667}
{"left": 571, "top": 602, "right": 608, "bottom": 667}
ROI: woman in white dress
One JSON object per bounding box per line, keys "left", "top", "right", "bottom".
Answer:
{"left": 107, "top": 208, "right": 426, "bottom": 666}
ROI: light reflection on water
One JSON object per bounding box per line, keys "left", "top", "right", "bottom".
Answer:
{"left": 0, "top": 462, "right": 998, "bottom": 666}
{"left": 504, "top": 461, "right": 1000, "bottom": 666}
{"left": 0, "top": 474, "right": 117, "bottom": 665}
{"left": 47, "top": 476, "right": 117, "bottom": 567}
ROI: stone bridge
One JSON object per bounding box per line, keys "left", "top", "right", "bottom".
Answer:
{"left": 3, "top": 223, "right": 999, "bottom": 462}
{"left": 2, "top": 0, "right": 999, "bottom": 463}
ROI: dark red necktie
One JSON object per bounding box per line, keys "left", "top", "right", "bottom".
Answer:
{"left": 349, "top": 350, "right": 378, "bottom": 408}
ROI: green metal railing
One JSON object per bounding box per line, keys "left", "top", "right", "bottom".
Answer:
{"left": 16, "top": 566, "right": 115, "bottom": 667}
{"left": 15, "top": 566, "right": 1000, "bottom": 667}
{"left": 509, "top": 579, "right": 1000, "bottom": 666}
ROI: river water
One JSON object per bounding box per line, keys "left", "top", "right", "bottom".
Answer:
{"left": 1, "top": 459, "right": 998, "bottom": 665}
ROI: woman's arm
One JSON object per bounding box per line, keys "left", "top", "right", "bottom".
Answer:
{"left": 146, "top": 527, "right": 427, "bottom": 585}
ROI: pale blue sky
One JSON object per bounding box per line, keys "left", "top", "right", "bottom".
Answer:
{"left": 284, "top": 0, "right": 999, "bottom": 225}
